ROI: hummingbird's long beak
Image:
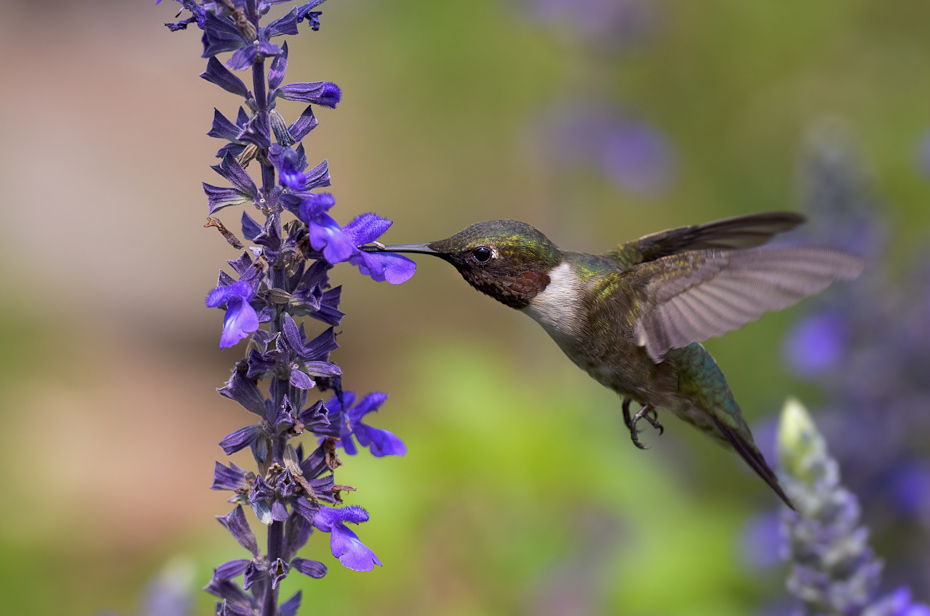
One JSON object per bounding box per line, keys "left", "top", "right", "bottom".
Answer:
{"left": 359, "top": 242, "right": 438, "bottom": 254}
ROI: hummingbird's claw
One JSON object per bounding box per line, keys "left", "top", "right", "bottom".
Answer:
{"left": 621, "top": 398, "right": 633, "bottom": 429}
{"left": 628, "top": 404, "right": 664, "bottom": 449}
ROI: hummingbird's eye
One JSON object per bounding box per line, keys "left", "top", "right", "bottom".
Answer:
{"left": 472, "top": 246, "right": 493, "bottom": 263}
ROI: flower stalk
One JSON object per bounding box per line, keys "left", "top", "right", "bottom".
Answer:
{"left": 157, "top": 2, "right": 413, "bottom": 614}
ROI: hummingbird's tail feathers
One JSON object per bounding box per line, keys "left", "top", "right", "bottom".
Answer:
{"left": 711, "top": 415, "right": 796, "bottom": 510}
{"left": 617, "top": 211, "right": 807, "bottom": 265}
{"left": 635, "top": 246, "right": 865, "bottom": 362}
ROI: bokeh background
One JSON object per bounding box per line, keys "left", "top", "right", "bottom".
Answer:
{"left": 2, "top": 0, "right": 930, "bottom": 614}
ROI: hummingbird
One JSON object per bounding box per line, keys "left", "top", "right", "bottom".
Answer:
{"left": 362, "top": 212, "right": 864, "bottom": 508}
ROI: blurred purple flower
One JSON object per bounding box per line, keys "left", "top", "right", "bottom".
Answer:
{"left": 520, "top": 0, "right": 657, "bottom": 50}
{"left": 782, "top": 311, "right": 849, "bottom": 378}
{"left": 740, "top": 511, "right": 782, "bottom": 570}
{"left": 891, "top": 462, "right": 930, "bottom": 517}
{"left": 879, "top": 587, "right": 930, "bottom": 616}
{"left": 539, "top": 102, "right": 676, "bottom": 196}
{"left": 765, "top": 125, "right": 930, "bottom": 597}
{"left": 602, "top": 120, "right": 676, "bottom": 195}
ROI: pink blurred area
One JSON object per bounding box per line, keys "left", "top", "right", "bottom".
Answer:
{"left": 0, "top": 2, "right": 236, "bottom": 548}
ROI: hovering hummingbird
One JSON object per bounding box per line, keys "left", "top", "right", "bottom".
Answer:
{"left": 362, "top": 212, "right": 864, "bottom": 508}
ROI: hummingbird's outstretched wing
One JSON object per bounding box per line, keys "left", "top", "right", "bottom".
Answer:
{"left": 632, "top": 246, "right": 865, "bottom": 362}
{"left": 609, "top": 212, "right": 806, "bottom": 267}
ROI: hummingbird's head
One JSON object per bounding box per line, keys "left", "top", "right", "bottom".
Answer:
{"left": 373, "top": 219, "right": 563, "bottom": 309}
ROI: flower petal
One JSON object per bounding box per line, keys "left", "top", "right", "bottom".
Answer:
{"left": 220, "top": 299, "right": 259, "bottom": 348}
{"left": 219, "top": 425, "right": 261, "bottom": 455}
{"left": 329, "top": 524, "right": 382, "bottom": 572}
{"left": 217, "top": 506, "right": 260, "bottom": 557}
{"left": 355, "top": 424, "right": 407, "bottom": 458}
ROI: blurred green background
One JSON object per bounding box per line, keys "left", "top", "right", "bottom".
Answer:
{"left": 1, "top": 0, "right": 929, "bottom": 614}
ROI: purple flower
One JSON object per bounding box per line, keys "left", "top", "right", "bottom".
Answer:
{"left": 206, "top": 280, "right": 259, "bottom": 349}
{"left": 295, "top": 206, "right": 416, "bottom": 283}
{"left": 312, "top": 506, "right": 382, "bottom": 572}
{"left": 297, "top": 193, "right": 356, "bottom": 264}
{"left": 326, "top": 391, "right": 407, "bottom": 457}
{"left": 343, "top": 213, "right": 416, "bottom": 284}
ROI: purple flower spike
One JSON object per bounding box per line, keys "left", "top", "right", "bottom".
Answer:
{"left": 206, "top": 280, "right": 259, "bottom": 348}
{"left": 313, "top": 506, "right": 382, "bottom": 572}
{"left": 159, "top": 1, "right": 409, "bottom": 608}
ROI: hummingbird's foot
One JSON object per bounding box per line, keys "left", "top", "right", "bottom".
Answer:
{"left": 622, "top": 398, "right": 633, "bottom": 430}
{"left": 629, "top": 404, "right": 664, "bottom": 449}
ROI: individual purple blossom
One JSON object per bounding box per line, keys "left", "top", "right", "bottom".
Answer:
{"left": 324, "top": 390, "right": 407, "bottom": 458}
{"left": 206, "top": 280, "right": 260, "bottom": 349}
{"left": 343, "top": 213, "right": 417, "bottom": 284}
{"left": 297, "top": 192, "right": 355, "bottom": 263}
{"left": 313, "top": 506, "right": 382, "bottom": 572}
{"left": 293, "top": 202, "right": 415, "bottom": 282}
